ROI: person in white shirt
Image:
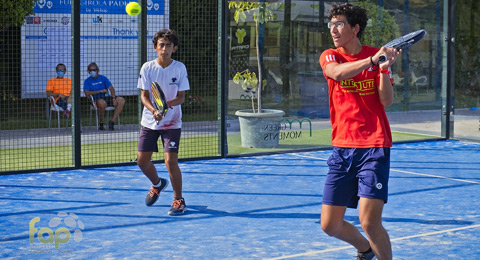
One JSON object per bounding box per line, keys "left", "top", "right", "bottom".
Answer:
{"left": 136, "top": 29, "right": 190, "bottom": 216}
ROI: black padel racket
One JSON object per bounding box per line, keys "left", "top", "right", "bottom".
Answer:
{"left": 151, "top": 81, "right": 168, "bottom": 124}
{"left": 378, "top": 29, "right": 427, "bottom": 63}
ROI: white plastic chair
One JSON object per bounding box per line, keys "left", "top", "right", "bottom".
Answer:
{"left": 48, "top": 96, "right": 68, "bottom": 129}
{"left": 411, "top": 71, "right": 428, "bottom": 93}
{"left": 89, "top": 95, "right": 120, "bottom": 129}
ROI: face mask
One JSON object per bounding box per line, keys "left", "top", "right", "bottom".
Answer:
{"left": 89, "top": 71, "right": 97, "bottom": 77}
{"left": 56, "top": 71, "right": 65, "bottom": 77}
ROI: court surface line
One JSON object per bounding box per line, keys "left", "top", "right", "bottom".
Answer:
{"left": 390, "top": 169, "right": 480, "bottom": 184}
{"left": 290, "top": 154, "right": 480, "bottom": 185}
{"left": 264, "top": 224, "right": 480, "bottom": 260}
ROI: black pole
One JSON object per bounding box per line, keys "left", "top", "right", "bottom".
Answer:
{"left": 138, "top": 0, "right": 147, "bottom": 129}
{"left": 219, "top": 0, "right": 228, "bottom": 157}
{"left": 71, "top": 0, "right": 81, "bottom": 168}
{"left": 444, "top": 0, "right": 456, "bottom": 139}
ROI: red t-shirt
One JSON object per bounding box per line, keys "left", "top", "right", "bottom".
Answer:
{"left": 319, "top": 45, "right": 393, "bottom": 148}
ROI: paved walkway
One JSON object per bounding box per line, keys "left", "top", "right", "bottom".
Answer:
{"left": 1, "top": 109, "right": 478, "bottom": 149}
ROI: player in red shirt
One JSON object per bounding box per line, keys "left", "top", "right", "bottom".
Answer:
{"left": 319, "top": 3, "right": 401, "bottom": 260}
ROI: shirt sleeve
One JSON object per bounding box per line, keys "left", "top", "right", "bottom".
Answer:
{"left": 101, "top": 75, "right": 112, "bottom": 89}
{"left": 178, "top": 63, "right": 190, "bottom": 92}
{"left": 319, "top": 49, "right": 339, "bottom": 72}
{"left": 137, "top": 64, "right": 150, "bottom": 91}
{"left": 66, "top": 78, "right": 72, "bottom": 96}
{"left": 84, "top": 78, "right": 91, "bottom": 92}
{"left": 46, "top": 79, "right": 53, "bottom": 92}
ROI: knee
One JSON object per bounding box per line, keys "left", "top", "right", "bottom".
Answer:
{"left": 164, "top": 158, "right": 177, "bottom": 169}
{"left": 321, "top": 220, "right": 342, "bottom": 237}
{"left": 97, "top": 99, "right": 107, "bottom": 109}
{"left": 360, "top": 220, "right": 381, "bottom": 237}
{"left": 136, "top": 156, "right": 150, "bottom": 168}
{"left": 116, "top": 97, "right": 125, "bottom": 106}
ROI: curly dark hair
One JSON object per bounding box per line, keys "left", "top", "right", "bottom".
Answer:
{"left": 152, "top": 29, "right": 179, "bottom": 47}
{"left": 327, "top": 3, "right": 368, "bottom": 39}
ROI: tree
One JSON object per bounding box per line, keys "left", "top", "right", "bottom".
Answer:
{"left": 0, "top": 0, "right": 35, "bottom": 120}
{"left": 229, "top": 1, "right": 283, "bottom": 113}
{"left": 0, "top": 0, "right": 35, "bottom": 29}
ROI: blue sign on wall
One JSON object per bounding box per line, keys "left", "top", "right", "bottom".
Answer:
{"left": 33, "top": 0, "right": 164, "bottom": 15}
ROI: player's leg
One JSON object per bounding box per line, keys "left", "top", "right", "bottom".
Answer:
{"left": 137, "top": 151, "right": 158, "bottom": 184}
{"left": 66, "top": 96, "right": 72, "bottom": 113}
{"left": 358, "top": 197, "right": 392, "bottom": 260}
{"left": 137, "top": 126, "right": 168, "bottom": 206}
{"left": 161, "top": 129, "right": 186, "bottom": 215}
{"left": 356, "top": 147, "right": 391, "bottom": 260}
{"left": 321, "top": 204, "right": 371, "bottom": 252}
{"left": 322, "top": 147, "right": 372, "bottom": 255}
{"left": 57, "top": 98, "right": 69, "bottom": 118}
{"left": 96, "top": 98, "right": 107, "bottom": 128}
{"left": 164, "top": 152, "right": 182, "bottom": 199}
{"left": 111, "top": 96, "right": 125, "bottom": 122}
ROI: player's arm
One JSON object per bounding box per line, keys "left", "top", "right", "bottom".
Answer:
{"left": 378, "top": 71, "right": 394, "bottom": 107}
{"left": 108, "top": 86, "right": 116, "bottom": 99}
{"left": 108, "top": 85, "right": 118, "bottom": 106}
{"left": 140, "top": 89, "right": 162, "bottom": 120}
{"left": 84, "top": 88, "right": 107, "bottom": 96}
{"left": 376, "top": 48, "right": 402, "bottom": 107}
{"left": 140, "top": 89, "right": 155, "bottom": 112}
{"left": 323, "top": 47, "right": 398, "bottom": 81}
{"left": 167, "top": 91, "right": 185, "bottom": 108}
{"left": 46, "top": 80, "right": 57, "bottom": 98}
{"left": 323, "top": 58, "right": 371, "bottom": 81}
{"left": 46, "top": 91, "right": 65, "bottom": 99}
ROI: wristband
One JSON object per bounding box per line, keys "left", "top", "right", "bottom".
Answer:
{"left": 380, "top": 69, "right": 390, "bottom": 74}
{"left": 167, "top": 100, "right": 173, "bottom": 109}
{"left": 370, "top": 56, "right": 378, "bottom": 71}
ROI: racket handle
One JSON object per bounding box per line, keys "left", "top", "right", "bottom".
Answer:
{"left": 378, "top": 54, "right": 387, "bottom": 63}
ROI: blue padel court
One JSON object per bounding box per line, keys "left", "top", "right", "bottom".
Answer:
{"left": 1, "top": 140, "right": 479, "bottom": 259}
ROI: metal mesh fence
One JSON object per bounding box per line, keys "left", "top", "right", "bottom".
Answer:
{"left": 1, "top": 0, "right": 478, "bottom": 174}
{"left": 0, "top": 0, "right": 220, "bottom": 172}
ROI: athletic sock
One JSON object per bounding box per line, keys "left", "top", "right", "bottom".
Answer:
{"left": 153, "top": 179, "right": 163, "bottom": 188}
{"left": 67, "top": 104, "right": 72, "bottom": 110}
{"left": 359, "top": 247, "right": 373, "bottom": 254}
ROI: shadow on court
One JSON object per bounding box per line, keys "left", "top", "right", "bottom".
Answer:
{"left": 0, "top": 140, "right": 479, "bottom": 259}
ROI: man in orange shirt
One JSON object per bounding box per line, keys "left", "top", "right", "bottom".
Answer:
{"left": 46, "top": 63, "right": 72, "bottom": 118}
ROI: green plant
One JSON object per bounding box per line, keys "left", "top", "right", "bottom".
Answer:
{"left": 229, "top": 1, "right": 283, "bottom": 113}
{"left": 0, "top": 0, "right": 35, "bottom": 29}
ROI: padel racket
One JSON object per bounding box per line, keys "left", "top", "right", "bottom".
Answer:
{"left": 151, "top": 81, "right": 168, "bottom": 124}
{"left": 378, "top": 29, "right": 427, "bottom": 63}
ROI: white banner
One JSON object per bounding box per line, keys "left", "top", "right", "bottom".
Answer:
{"left": 21, "top": 0, "right": 169, "bottom": 98}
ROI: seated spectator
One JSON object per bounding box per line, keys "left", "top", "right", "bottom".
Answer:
{"left": 83, "top": 62, "right": 125, "bottom": 130}
{"left": 46, "top": 63, "right": 72, "bottom": 118}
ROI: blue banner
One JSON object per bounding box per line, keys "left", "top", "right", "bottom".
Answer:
{"left": 33, "top": 0, "right": 164, "bottom": 15}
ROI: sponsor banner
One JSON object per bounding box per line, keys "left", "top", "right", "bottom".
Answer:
{"left": 21, "top": 1, "right": 169, "bottom": 98}
{"left": 33, "top": 0, "right": 164, "bottom": 15}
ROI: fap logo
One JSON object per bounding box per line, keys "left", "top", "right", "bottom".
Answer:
{"left": 29, "top": 212, "right": 84, "bottom": 249}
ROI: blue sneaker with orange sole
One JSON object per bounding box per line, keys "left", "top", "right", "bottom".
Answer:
{"left": 145, "top": 178, "right": 168, "bottom": 206}
{"left": 168, "top": 198, "right": 187, "bottom": 216}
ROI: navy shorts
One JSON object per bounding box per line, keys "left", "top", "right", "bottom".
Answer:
{"left": 137, "top": 126, "right": 181, "bottom": 153}
{"left": 95, "top": 96, "right": 116, "bottom": 107}
{"left": 56, "top": 97, "right": 69, "bottom": 110}
{"left": 322, "top": 147, "right": 390, "bottom": 208}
